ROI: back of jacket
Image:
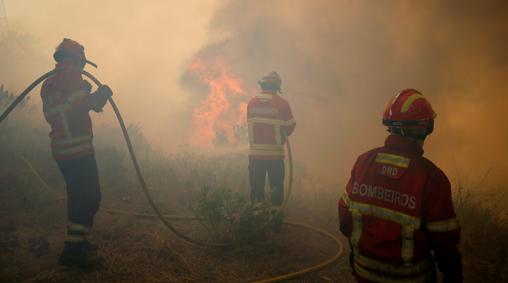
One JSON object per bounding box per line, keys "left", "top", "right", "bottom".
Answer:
{"left": 339, "top": 134, "right": 460, "bottom": 282}
{"left": 247, "top": 93, "right": 295, "bottom": 160}
{"left": 40, "top": 64, "right": 94, "bottom": 161}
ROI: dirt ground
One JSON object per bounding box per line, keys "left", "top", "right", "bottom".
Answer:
{"left": 0, "top": 185, "right": 355, "bottom": 283}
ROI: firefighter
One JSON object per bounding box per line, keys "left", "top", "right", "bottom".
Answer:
{"left": 247, "top": 71, "right": 296, "bottom": 206}
{"left": 338, "top": 89, "right": 462, "bottom": 282}
{"left": 40, "top": 38, "right": 113, "bottom": 268}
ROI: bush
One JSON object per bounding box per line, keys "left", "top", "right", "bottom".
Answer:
{"left": 193, "top": 186, "right": 284, "bottom": 245}
{"left": 452, "top": 180, "right": 508, "bottom": 281}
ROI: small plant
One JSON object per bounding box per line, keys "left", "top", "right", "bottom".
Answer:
{"left": 193, "top": 186, "right": 284, "bottom": 245}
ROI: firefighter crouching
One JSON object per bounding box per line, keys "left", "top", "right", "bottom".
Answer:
{"left": 338, "top": 89, "right": 462, "bottom": 282}
{"left": 40, "top": 38, "right": 113, "bottom": 268}
{"left": 247, "top": 71, "right": 296, "bottom": 206}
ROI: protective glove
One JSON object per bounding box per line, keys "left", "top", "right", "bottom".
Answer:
{"left": 436, "top": 250, "right": 463, "bottom": 283}
{"left": 97, "top": 85, "right": 113, "bottom": 98}
{"left": 90, "top": 85, "right": 113, "bottom": 112}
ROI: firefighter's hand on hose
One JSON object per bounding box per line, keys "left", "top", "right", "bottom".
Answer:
{"left": 97, "top": 85, "right": 113, "bottom": 98}
{"left": 90, "top": 85, "right": 113, "bottom": 112}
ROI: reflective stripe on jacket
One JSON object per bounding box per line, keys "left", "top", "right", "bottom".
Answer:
{"left": 247, "top": 93, "right": 295, "bottom": 160}
{"left": 41, "top": 64, "right": 95, "bottom": 161}
{"left": 338, "top": 134, "right": 461, "bottom": 282}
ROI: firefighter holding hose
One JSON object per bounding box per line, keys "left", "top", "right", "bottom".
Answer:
{"left": 247, "top": 71, "right": 296, "bottom": 206}
{"left": 338, "top": 89, "right": 462, "bottom": 282}
{"left": 40, "top": 38, "right": 113, "bottom": 268}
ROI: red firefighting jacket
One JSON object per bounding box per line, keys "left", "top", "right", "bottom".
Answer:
{"left": 247, "top": 92, "right": 295, "bottom": 160}
{"left": 338, "top": 134, "right": 461, "bottom": 282}
{"left": 40, "top": 63, "right": 105, "bottom": 161}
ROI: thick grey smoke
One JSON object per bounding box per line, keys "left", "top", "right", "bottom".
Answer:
{"left": 186, "top": 0, "right": 508, "bottom": 182}
{"left": 1, "top": 1, "right": 507, "bottom": 184}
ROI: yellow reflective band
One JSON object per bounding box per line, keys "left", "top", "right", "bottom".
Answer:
{"left": 67, "top": 90, "right": 87, "bottom": 102}
{"left": 65, "top": 235, "right": 85, "bottom": 243}
{"left": 248, "top": 121, "right": 255, "bottom": 144}
{"left": 249, "top": 106, "right": 279, "bottom": 116}
{"left": 355, "top": 254, "right": 432, "bottom": 277}
{"left": 354, "top": 261, "right": 433, "bottom": 283}
{"left": 250, "top": 144, "right": 284, "bottom": 151}
{"left": 274, "top": 125, "right": 282, "bottom": 144}
{"left": 68, "top": 223, "right": 90, "bottom": 234}
{"left": 282, "top": 118, "right": 296, "bottom": 126}
{"left": 349, "top": 199, "right": 422, "bottom": 270}
{"left": 60, "top": 111, "right": 72, "bottom": 138}
{"left": 350, "top": 210, "right": 363, "bottom": 256}
{"left": 248, "top": 117, "right": 283, "bottom": 125}
{"left": 54, "top": 143, "right": 93, "bottom": 155}
{"left": 341, "top": 192, "right": 351, "bottom": 207}
{"left": 44, "top": 103, "right": 71, "bottom": 117}
{"left": 376, "top": 152, "right": 411, "bottom": 168}
{"left": 401, "top": 93, "right": 425, "bottom": 113}
{"left": 401, "top": 225, "right": 415, "bottom": 265}
{"left": 249, "top": 149, "right": 285, "bottom": 156}
{"left": 349, "top": 201, "right": 421, "bottom": 227}
{"left": 53, "top": 135, "right": 93, "bottom": 146}
{"left": 426, "top": 218, "right": 460, "bottom": 232}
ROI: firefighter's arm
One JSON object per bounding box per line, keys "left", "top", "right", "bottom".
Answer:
{"left": 89, "top": 85, "right": 113, "bottom": 112}
{"left": 423, "top": 167, "right": 462, "bottom": 283}
{"left": 281, "top": 102, "right": 296, "bottom": 137}
{"left": 61, "top": 70, "right": 111, "bottom": 112}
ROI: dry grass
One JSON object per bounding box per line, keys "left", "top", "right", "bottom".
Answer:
{"left": 0, "top": 94, "right": 348, "bottom": 282}
{"left": 1, "top": 90, "right": 507, "bottom": 282}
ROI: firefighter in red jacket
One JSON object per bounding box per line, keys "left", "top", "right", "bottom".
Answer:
{"left": 338, "top": 89, "right": 462, "bottom": 282}
{"left": 40, "top": 38, "right": 113, "bottom": 268}
{"left": 247, "top": 71, "right": 295, "bottom": 206}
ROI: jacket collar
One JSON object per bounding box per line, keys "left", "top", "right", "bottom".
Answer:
{"left": 385, "top": 134, "right": 424, "bottom": 156}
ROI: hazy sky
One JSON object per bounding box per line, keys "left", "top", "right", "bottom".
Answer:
{"left": 2, "top": 0, "right": 507, "bottom": 183}
{"left": 3, "top": 0, "right": 220, "bottom": 147}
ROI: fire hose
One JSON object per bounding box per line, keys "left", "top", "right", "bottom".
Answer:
{"left": 1, "top": 69, "right": 344, "bottom": 282}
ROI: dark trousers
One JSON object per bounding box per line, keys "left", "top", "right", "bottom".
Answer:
{"left": 57, "top": 155, "right": 101, "bottom": 229}
{"left": 249, "top": 159, "right": 285, "bottom": 205}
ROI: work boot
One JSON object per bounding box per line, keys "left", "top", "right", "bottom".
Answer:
{"left": 58, "top": 242, "right": 101, "bottom": 269}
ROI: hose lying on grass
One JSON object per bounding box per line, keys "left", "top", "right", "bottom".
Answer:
{"left": 2, "top": 68, "right": 344, "bottom": 282}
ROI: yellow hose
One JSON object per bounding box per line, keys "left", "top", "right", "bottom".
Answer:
{"left": 102, "top": 209, "right": 344, "bottom": 283}
{"left": 4, "top": 69, "right": 344, "bottom": 282}
{"left": 82, "top": 70, "right": 227, "bottom": 247}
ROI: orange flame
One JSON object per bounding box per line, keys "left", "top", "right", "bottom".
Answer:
{"left": 189, "top": 57, "right": 248, "bottom": 149}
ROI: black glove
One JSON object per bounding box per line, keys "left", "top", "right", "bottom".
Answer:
{"left": 90, "top": 85, "right": 113, "bottom": 112}
{"left": 97, "top": 85, "right": 113, "bottom": 98}
{"left": 436, "top": 251, "right": 463, "bottom": 283}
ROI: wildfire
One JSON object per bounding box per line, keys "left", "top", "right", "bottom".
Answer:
{"left": 188, "top": 57, "right": 248, "bottom": 149}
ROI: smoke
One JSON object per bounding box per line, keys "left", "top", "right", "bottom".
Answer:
{"left": 1, "top": 1, "right": 507, "bottom": 183}
{"left": 184, "top": 0, "right": 508, "bottom": 182}
{"left": 2, "top": 0, "right": 218, "bottom": 149}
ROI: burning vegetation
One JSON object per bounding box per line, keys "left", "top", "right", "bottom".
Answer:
{"left": 187, "top": 56, "right": 248, "bottom": 149}
{"left": 1, "top": 0, "right": 508, "bottom": 282}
